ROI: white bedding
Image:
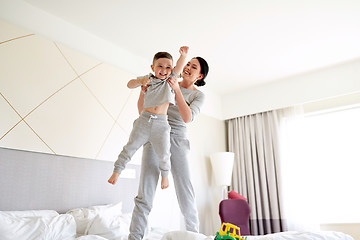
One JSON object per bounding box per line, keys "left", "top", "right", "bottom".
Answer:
{"left": 0, "top": 203, "right": 128, "bottom": 240}
{"left": 246, "top": 231, "right": 354, "bottom": 240}
{"left": 0, "top": 213, "right": 76, "bottom": 240}
{"left": 160, "top": 230, "right": 355, "bottom": 240}
{"left": 1, "top": 206, "right": 354, "bottom": 240}
{"left": 74, "top": 229, "right": 355, "bottom": 240}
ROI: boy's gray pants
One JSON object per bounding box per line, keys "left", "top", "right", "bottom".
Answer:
{"left": 114, "top": 111, "right": 171, "bottom": 177}
{"left": 128, "top": 133, "right": 199, "bottom": 240}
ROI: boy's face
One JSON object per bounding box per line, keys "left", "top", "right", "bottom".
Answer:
{"left": 151, "top": 58, "right": 173, "bottom": 80}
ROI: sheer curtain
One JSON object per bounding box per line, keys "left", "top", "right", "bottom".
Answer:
{"left": 227, "top": 110, "right": 287, "bottom": 235}
{"left": 277, "top": 106, "right": 321, "bottom": 231}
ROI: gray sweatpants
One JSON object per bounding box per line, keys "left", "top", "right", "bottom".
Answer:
{"left": 114, "top": 111, "right": 171, "bottom": 177}
{"left": 128, "top": 133, "right": 199, "bottom": 240}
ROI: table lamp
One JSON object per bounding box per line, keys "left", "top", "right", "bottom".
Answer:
{"left": 210, "top": 152, "right": 235, "bottom": 199}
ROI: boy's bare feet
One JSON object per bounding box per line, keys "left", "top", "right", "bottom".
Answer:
{"left": 161, "top": 176, "right": 169, "bottom": 189}
{"left": 108, "top": 172, "right": 120, "bottom": 185}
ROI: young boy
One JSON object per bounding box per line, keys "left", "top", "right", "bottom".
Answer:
{"left": 108, "top": 46, "right": 189, "bottom": 189}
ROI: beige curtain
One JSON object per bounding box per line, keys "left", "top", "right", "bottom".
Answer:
{"left": 227, "top": 110, "right": 287, "bottom": 235}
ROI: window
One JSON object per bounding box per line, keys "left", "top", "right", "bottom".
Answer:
{"left": 302, "top": 107, "right": 360, "bottom": 223}
{"left": 280, "top": 105, "right": 360, "bottom": 229}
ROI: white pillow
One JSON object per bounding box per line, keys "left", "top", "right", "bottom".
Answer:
{"left": 0, "top": 214, "right": 76, "bottom": 240}
{"left": 85, "top": 212, "right": 131, "bottom": 240}
{"left": 1, "top": 210, "right": 59, "bottom": 218}
{"left": 66, "top": 202, "right": 123, "bottom": 236}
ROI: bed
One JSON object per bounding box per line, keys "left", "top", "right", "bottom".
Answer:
{"left": 0, "top": 147, "right": 140, "bottom": 240}
{"left": 0, "top": 147, "right": 355, "bottom": 240}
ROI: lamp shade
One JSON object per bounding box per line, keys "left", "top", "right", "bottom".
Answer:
{"left": 210, "top": 152, "right": 234, "bottom": 186}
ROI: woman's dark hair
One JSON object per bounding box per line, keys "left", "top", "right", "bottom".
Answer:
{"left": 194, "top": 57, "right": 209, "bottom": 87}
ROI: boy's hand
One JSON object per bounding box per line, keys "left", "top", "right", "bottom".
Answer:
{"left": 161, "top": 177, "right": 169, "bottom": 189}
{"left": 138, "top": 77, "right": 151, "bottom": 86}
{"left": 179, "top": 46, "right": 189, "bottom": 56}
{"left": 127, "top": 77, "right": 150, "bottom": 89}
{"left": 173, "top": 46, "right": 189, "bottom": 76}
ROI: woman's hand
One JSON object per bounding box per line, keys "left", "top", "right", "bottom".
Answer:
{"left": 167, "top": 77, "right": 180, "bottom": 92}
{"left": 141, "top": 85, "right": 149, "bottom": 93}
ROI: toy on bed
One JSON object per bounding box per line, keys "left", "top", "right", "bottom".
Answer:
{"left": 215, "top": 222, "right": 247, "bottom": 240}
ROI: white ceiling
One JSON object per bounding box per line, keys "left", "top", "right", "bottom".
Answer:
{"left": 17, "top": 0, "right": 360, "bottom": 95}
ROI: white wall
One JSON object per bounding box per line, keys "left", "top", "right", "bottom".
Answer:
{"left": 0, "top": 19, "right": 139, "bottom": 160}
{"left": 0, "top": 0, "right": 148, "bottom": 76}
{"left": 222, "top": 58, "right": 360, "bottom": 119}
{"left": 321, "top": 224, "right": 360, "bottom": 240}
{"left": 187, "top": 114, "right": 227, "bottom": 235}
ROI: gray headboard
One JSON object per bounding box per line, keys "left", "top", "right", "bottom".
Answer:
{"left": 0, "top": 147, "right": 140, "bottom": 213}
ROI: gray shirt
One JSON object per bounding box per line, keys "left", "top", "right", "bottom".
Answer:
{"left": 167, "top": 86, "right": 205, "bottom": 137}
{"left": 138, "top": 71, "right": 178, "bottom": 109}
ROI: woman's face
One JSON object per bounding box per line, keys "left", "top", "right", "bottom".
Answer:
{"left": 182, "top": 58, "right": 203, "bottom": 82}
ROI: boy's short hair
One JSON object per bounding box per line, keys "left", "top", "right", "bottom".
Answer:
{"left": 153, "top": 52, "right": 173, "bottom": 64}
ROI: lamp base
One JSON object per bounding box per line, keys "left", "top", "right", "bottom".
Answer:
{"left": 221, "top": 186, "right": 228, "bottom": 200}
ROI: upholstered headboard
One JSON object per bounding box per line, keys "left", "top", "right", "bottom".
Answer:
{"left": 0, "top": 147, "right": 140, "bottom": 213}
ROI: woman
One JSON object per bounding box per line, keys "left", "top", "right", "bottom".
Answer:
{"left": 128, "top": 56, "right": 209, "bottom": 240}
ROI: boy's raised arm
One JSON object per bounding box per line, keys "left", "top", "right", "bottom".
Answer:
{"left": 173, "top": 46, "right": 189, "bottom": 76}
